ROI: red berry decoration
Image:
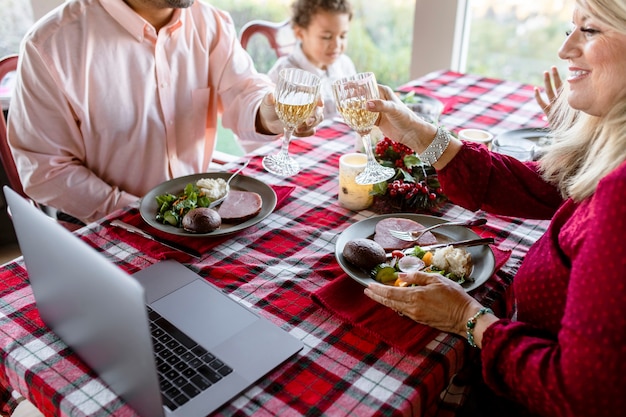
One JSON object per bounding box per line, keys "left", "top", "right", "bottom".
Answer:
{"left": 371, "top": 136, "right": 447, "bottom": 214}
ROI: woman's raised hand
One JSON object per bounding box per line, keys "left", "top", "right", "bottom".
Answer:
{"left": 534, "top": 66, "right": 563, "bottom": 122}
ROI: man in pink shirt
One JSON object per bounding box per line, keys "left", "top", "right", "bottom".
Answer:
{"left": 8, "top": 0, "right": 318, "bottom": 223}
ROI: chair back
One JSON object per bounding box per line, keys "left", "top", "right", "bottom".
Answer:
{"left": 240, "top": 19, "right": 296, "bottom": 59}
{"left": 0, "top": 55, "right": 25, "bottom": 199}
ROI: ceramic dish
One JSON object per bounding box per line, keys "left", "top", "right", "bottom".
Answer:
{"left": 335, "top": 213, "right": 496, "bottom": 292}
{"left": 140, "top": 172, "right": 277, "bottom": 237}
{"left": 493, "top": 127, "right": 552, "bottom": 161}
{"left": 398, "top": 92, "right": 445, "bottom": 123}
{"left": 458, "top": 128, "right": 494, "bottom": 145}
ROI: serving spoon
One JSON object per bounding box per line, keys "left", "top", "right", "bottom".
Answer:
{"left": 209, "top": 158, "right": 251, "bottom": 208}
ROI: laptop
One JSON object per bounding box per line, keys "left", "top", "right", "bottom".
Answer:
{"left": 3, "top": 186, "right": 303, "bottom": 417}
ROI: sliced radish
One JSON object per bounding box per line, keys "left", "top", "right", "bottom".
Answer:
{"left": 397, "top": 256, "right": 426, "bottom": 273}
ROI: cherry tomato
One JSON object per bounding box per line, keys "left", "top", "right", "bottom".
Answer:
{"left": 391, "top": 250, "right": 405, "bottom": 259}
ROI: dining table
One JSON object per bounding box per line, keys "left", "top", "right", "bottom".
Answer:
{"left": 0, "top": 69, "right": 550, "bottom": 417}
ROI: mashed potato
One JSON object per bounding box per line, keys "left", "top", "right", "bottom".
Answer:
{"left": 196, "top": 178, "right": 228, "bottom": 201}
{"left": 432, "top": 246, "right": 472, "bottom": 278}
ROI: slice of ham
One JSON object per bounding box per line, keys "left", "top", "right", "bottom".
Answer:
{"left": 217, "top": 190, "right": 262, "bottom": 223}
{"left": 373, "top": 218, "right": 438, "bottom": 250}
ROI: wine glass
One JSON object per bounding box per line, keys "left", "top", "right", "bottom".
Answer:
{"left": 263, "top": 68, "right": 321, "bottom": 176}
{"left": 332, "top": 72, "right": 395, "bottom": 185}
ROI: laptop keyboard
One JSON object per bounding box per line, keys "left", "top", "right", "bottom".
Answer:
{"left": 147, "top": 306, "right": 233, "bottom": 411}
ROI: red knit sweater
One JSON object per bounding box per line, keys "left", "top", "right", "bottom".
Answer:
{"left": 438, "top": 142, "right": 626, "bottom": 417}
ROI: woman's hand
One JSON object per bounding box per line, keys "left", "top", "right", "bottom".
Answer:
{"left": 364, "top": 270, "right": 483, "bottom": 337}
{"left": 367, "top": 84, "right": 463, "bottom": 168}
{"left": 534, "top": 66, "right": 562, "bottom": 121}
{"left": 256, "top": 92, "right": 324, "bottom": 136}
{"left": 366, "top": 85, "right": 436, "bottom": 153}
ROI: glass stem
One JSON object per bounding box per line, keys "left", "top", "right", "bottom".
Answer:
{"left": 361, "top": 133, "right": 376, "bottom": 163}
{"left": 279, "top": 127, "right": 294, "bottom": 157}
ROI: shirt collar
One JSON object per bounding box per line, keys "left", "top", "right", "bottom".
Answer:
{"left": 100, "top": 0, "right": 183, "bottom": 41}
{"left": 290, "top": 43, "right": 327, "bottom": 78}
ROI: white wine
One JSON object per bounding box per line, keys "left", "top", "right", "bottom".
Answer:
{"left": 276, "top": 100, "right": 317, "bottom": 128}
{"left": 263, "top": 68, "right": 320, "bottom": 177}
{"left": 337, "top": 97, "right": 378, "bottom": 135}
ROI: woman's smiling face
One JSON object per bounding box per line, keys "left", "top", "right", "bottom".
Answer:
{"left": 558, "top": 6, "right": 626, "bottom": 116}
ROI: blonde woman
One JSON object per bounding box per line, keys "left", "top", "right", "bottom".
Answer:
{"left": 365, "top": 0, "right": 626, "bottom": 415}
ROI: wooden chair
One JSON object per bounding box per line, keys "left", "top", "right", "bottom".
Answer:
{"left": 0, "top": 54, "right": 82, "bottom": 232}
{"left": 0, "top": 55, "right": 23, "bottom": 198}
{"left": 239, "top": 19, "right": 296, "bottom": 59}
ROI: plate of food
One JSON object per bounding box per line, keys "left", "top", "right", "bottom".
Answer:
{"left": 139, "top": 172, "right": 277, "bottom": 237}
{"left": 334, "top": 213, "right": 496, "bottom": 292}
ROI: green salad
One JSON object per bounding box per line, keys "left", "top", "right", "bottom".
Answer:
{"left": 155, "top": 183, "right": 212, "bottom": 228}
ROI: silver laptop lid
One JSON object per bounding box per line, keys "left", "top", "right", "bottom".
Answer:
{"left": 4, "top": 186, "right": 164, "bottom": 417}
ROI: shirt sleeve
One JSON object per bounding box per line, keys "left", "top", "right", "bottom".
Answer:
{"left": 8, "top": 41, "right": 137, "bottom": 223}
{"left": 481, "top": 167, "right": 626, "bottom": 416}
{"left": 437, "top": 142, "right": 563, "bottom": 219}
{"left": 209, "top": 9, "right": 277, "bottom": 143}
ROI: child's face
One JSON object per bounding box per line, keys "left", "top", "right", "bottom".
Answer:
{"left": 295, "top": 11, "right": 351, "bottom": 70}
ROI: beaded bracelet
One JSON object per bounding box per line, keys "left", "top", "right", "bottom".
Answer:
{"left": 418, "top": 126, "right": 451, "bottom": 166}
{"left": 466, "top": 307, "right": 494, "bottom": 348}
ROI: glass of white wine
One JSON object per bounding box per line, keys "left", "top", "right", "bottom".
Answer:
{"left": 263, "top": 68, "right": 321, "bottom": 176}
{"left": 332, "top": 72, "right": 395, "bottom": 185}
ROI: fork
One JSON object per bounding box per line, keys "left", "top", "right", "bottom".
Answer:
{"left": 389, "top": 218, "right": 487, "bottom": 242}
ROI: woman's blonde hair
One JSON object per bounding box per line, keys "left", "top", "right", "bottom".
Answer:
{"left": 539, "top": 0, "right": 626, "bottom": 201}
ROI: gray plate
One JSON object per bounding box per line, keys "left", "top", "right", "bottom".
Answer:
{"left": 496, "top": 127, "right": 551, "bottom": 143}
{"left": 335, "top": 213, "right": 496, "bottom": 292}
{"left": 398, "top": 92, "right": 445, "bottom": 122}
{"left": 139, "top": 173, "right": 277, "bottom": 237}
{"left": 493, "top": 127, "right": 552, "bottom": 161}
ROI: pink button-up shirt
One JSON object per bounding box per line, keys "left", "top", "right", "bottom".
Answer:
{"left": 8, "top": 0, "right": 277, "bottom": 222}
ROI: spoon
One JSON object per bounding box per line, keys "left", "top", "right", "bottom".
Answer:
{"left": 209, "top": 159, "right": 250, "bottom": 208}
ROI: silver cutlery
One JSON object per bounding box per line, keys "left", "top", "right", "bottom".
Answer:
{"left": 110, "top": 220, "right": 202, "bottom": 258}
{"left": 389, "top": 218, "right": 488, "bottom": 242}
{"left": 209, "top": 158, "right": 251, "bottom": 208}
{"left": 386, "top": 237, "right": 495, "bottom": 258}
{"left": 421, "top": 237, "right": 494, "bottom": 250}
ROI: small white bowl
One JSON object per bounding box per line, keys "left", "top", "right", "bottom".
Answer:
{"left": 458, "top": 128, "right": 494, "bottom": 145}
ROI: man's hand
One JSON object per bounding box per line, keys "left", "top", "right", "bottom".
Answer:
{"left": 256, "top": 92, "right": 324, "bottom": 137}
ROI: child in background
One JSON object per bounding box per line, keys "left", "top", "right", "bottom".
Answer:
{"left": 268, "top": 0, "right": 357, "bottom": 122}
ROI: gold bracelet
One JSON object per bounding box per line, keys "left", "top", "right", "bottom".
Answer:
{"left": 466, "top": 307, "right": 494, "bottom": 348}
{"left": 418, "top": 126, "right": 451, "bottom": 166}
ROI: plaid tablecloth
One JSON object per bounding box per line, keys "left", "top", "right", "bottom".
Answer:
{"left": 0, "top": 70, "right": 550, "bottom": 417}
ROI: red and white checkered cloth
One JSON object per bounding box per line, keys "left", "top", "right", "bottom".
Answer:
{"left": 0, "top": 70, "right": 550, "bottom": 416}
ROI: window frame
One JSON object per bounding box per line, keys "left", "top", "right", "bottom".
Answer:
{"left": 410, "top": 0, "right": 469, "bottom": 79}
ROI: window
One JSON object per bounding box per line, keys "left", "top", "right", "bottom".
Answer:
{"left": 0, "top": 0, "right": 34, "bottom": 58}
{"left": 411, "top": 0, "right": 573, "bottom": 86}
{"left": 0, "top": 0, "right": 34, "bottom": 112}
{"left": 465, "top": 0, "right": 572, "bottom": 85}
{"left": 208, "top": 0, "right": 415, "bottom": 87}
